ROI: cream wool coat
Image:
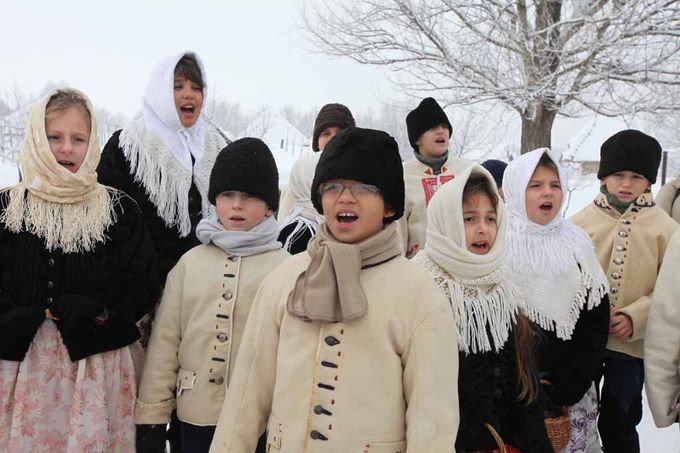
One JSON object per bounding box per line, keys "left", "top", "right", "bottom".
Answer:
{"left": 135, "top": 244, "right": 289, "bottom": 426}
{"left": 645, "top": 229, "right": 680, "bottom": 427}
{"left": 399, "top": 155, "right": 472, "bottom": 258}
{"left": 656, "top": 178, "right": 680, "bottom": 225}
{"left": 571, "top": 197, "right": 678, "bottom": 358}
{"left": 210, "top": 252, "right": 460, "bottom": 453}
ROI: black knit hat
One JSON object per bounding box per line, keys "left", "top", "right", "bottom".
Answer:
{"left": 406, "top": 97, "right": 452, "bottom": 152}
{"left": 598, "top": 129, "right": 662, "bottom": 184}
{"left": 312, "top": 103, "right": 356, "bottom": 152}
{"left": 311, "top": 127, "right": 404, "bottom": 222}
{"left": 481, "top": 159, "right": 508, "bottom": 189}
{"left": 208, "top": 138, "right": 279, "bottom": 210}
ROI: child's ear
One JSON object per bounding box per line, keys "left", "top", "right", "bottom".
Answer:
{"left": 599, "top": 179, "right": 606, "bottom": 186}
{"left": 266, "top": 209, "right": 274, "bottom": 217}
{"left": 383, "top": 206, "right": 396, "bottom": 219}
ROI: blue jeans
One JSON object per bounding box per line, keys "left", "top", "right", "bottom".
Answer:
{"left": 598, "top": 356, "right": 644, "bottom": 453}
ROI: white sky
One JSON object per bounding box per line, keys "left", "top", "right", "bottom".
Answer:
{"left": 1, "top": 0, "right": 396, "bottom": 117}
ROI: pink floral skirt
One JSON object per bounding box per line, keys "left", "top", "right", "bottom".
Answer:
{"left": 0, "top": 321, "right": 136, "bottom": 452}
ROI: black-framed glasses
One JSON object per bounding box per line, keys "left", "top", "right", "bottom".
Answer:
{"left": 318, "top": 182, "right": 381, "bottom": 198}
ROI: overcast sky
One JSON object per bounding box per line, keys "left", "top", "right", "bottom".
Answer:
{"left": 1, "top": 0, "right": 397, "bottom": 116}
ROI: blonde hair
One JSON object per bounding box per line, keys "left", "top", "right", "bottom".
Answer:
{"left": 45, "top": 89, "right": 92, "bottom": 131}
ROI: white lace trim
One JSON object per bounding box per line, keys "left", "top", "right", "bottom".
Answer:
{"left": 119, "top": 115, "right": 226, "bottom": 237}
{"left": 416, "top": 254, "right": 522, "bottom": 354}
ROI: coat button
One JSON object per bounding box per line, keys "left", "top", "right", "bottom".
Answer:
{"left": 324, "top": 336, "right": 340, "bottom": 346}
{"left": 621, "top": 219, "right": 631, "bottom": 225}
{"left": 493, "top": 367, "right": 501, "bottom": 378}
{"left": 494, "top": 389, "right": 502, "bottom": 399}
{"left": 613, "top": 258, "right": 624, "bottom": 265}
{"left": 611, "top": 272, "right": 621, "bottom": 280}
{"left": 618, "top": 231, "right": 628, "bottom": 238}
{"left": 46, "top": 297, "right": 53, "bottom": 304}
{"left": 217, "top": 333, "right": 228, "bottom": 343}
{"left": 213, "top": 376, "right": 224, "bottom": 385}
{"left": 47, "top": 281, "right": 54, "bottom": 289}
{"left": 222, "top": 291, "right": 233, "bottom": 301}
{"left": 611, "top": 287, "right": 618, "bottom": 294}
{"left": 47, "top": 258, "right": 55, "bottom": 267}
{"left": 616, "top": 245, "right": 625, "bottom": 252}
{"left": 313, "top": 405, "right": 332, "bottom": 416}
{"left": 310, "top": 430, "right": 328, "bottom": 441}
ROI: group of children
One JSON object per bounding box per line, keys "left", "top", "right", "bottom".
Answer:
{"left": 0, "top": 50, "right": 677, "bottom": 453}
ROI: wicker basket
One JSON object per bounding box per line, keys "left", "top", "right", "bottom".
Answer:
{"left": 540, "top": 380, "right": 571, "bottom": 452}
{"left": 484, "top": 423, "right": 507, "bottom": 453}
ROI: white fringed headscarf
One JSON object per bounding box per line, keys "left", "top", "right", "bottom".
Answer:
{"left": 0, "top": 87, "right": 120, "bottom": 253}
{"left": 504, "top": 148, "right": 608, "bottom": 340}
{"left": 119, "top": 51, "right": 226, "bottom": 237}
{"left": 279, "top": 153, "right": 325, "bottom": 249}
{"left": 415, "top": 165, "right": 522, "bottom": 354}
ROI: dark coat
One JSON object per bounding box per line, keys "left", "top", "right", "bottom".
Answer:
{"left": 0, "top": 192, "right": 159, "bottom": 361}
{"left": 456, "top": 333, "right": 554, "bottom": 453}
{"left": 97, "top": 130, "right": 203, "bottom": 284}
{"left": 277, "top": 220, "right": 314, "bottom": 255}
{"left": 536, "top": 294, "right": 610, "bottom": 407}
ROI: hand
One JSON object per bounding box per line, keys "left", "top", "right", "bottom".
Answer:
{"left": 50, "top": 294, "right": 106, "bottom": 328}
{"left": 136, "top": 424, "right": 167, "bottom": 453}
{"left": 609, "top": 313, "right": 633, "bottom": 338}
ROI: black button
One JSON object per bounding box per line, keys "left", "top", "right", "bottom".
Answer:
{"left": 313, "top": 405, "right": 332, "bottom": 416}
{"left": 324, "top": 336, "right": 340, "bottom": 346}
{"left": 493, "top": 367, "right": 501, "bottom": 378}
{"left": 46, "top": 297, "right": 53, "bottom": 304}
{"left": 310, "top": 430, "right": 328, "bottom": 441}
{"left": 47, "top": 281, "right": 54, "bottom": 289}
{"left": 494, "top": 389, "right": 502, "bottom": 399}
{"left": 47, "top": 258, "right": 55, "bottom": 267}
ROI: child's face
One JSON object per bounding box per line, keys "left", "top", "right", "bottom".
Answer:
{"left": 416, "top": 123, "right": 449, "bottom": 159}
{"left": 318, "top": 126, "right": 341, "bottom": 152}
{"left": 215, "top": 191, "right": 272, "bottom": 231}
{"left": 463, "top": 192, "right": 498, "bottom": 255}
{"left": 174, "top": 76, "right": 203, "bottom": 128}
{"left": 46, "top": 107, "right": 90, "bottom": 174}
{"left": 320, "top": 178, "right": 395, "bottom": 244}
{"left": 601, "top": 171, "right": 650, "bottom": 203}
{"left": 525, "top": 165, "right": 563, "bottom": 225}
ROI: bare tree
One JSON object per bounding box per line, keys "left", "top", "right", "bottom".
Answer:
{"left": 302, "top": 0, "right": 680, "bottom": 153}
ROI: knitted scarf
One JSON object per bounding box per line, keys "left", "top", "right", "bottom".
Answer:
{"left": 0, "top": 88, "right": 119, "bottom": 253}
{"left": 196, "top": 215, "right": 282, "bottom": 257}
{"left": 417, "top": 164, "right": 522, "bottom": 354}
{"left": 119, "top": 51, "right": 226, "bottom": 237}
{"left": 504, "top": 148, "right": 608, "bottom": 340}
{"left": 287, "top": 221, "right": 402, "bottom": 322}
{"left": 415, "top": 150, "right": 449, "bottom": 175}
{"left": 279, "top": 153, "right": 325, "bottom": 250}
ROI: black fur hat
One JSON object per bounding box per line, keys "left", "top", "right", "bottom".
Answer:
{"left": 598, "top": 129, "right": 662, "bottom": 184}
{"left": 406, "top": 97, "right": 452, "bottom": 152}
{"left": 208, "top": 138, "right": 279, "bottom": 210}
{"left": 311, "top": 127, "right": 404, "bottom": 222}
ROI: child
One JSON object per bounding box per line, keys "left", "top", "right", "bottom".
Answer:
{"left": 209, "top": 127, "right": 459, "bottom": 452}
{"left": 416, "top": 165, "right": 553, "bottom": 452}
{"left": 505, "top": 148, "right": 610, "bottom": 453}
{"left": 277, "top": 102, "right": 355, "bottom": 243}
{"left": 98, "top": 52, "right": 229, "bottom": 286}
{"left": 134, "top": 138, "right": 289, "bottom": 453}
{"left": 571, "top": 130, "right": 679, "bottom": 452}
{"left": 481, "top": 159, "right": 508, "bottom": 199}
{"left": 644, "top": 229, "right": 680, "bottom": 427}
{"left": 402, "top": 97, "right": 472, "bottom": 258}
{"left": 656, "top": 177, "right": 680, "bottom": 224}
{"left": 0, "top": 88, "right": 159, "bottom": 451}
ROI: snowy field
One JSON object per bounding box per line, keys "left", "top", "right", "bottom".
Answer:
{"left": 0, "top": 160, "right": 677, "bottom": 451}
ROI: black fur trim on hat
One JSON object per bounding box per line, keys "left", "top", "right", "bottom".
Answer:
{"left": 208, "top": 138, "right": 280, "bottom": 210}
{"left": 598, "top": 129, "right": 662, "bottom": 184}
{"left": 312, "top": 103, "right": 356, "bottom": 152}
{"left": 311, "top": 127, "right": 404, "bottom": 222}
{"left": 406, "top": 97, "right": 452, "bottom": 152}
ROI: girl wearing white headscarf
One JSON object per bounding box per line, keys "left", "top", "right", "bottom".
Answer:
{"left": 0, "top": 88, "right": 159, "bottom": 451}
{"left": 416, "top": 165, "right": 552, "bottom": 452}
{"left": 277, "top": 152, "right": 325, "bottom": 254}
{"left": 504, "top": 148, "right": 609, "bottom": 453}
{"left": 98, "top": 51, "right": 229, "bottom": 285}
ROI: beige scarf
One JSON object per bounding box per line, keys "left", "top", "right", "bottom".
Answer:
{"left": 287, "top": 221, "right": 402, "bottom": 322}
{"left": 0, "top": 87, "right": 118, "bottom": 253}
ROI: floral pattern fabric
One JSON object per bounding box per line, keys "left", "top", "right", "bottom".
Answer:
{"left": 0, "top": 321, "right": 136, "bottom": 452}
{"left": 560, "top": 383, "right": 601, "bottom": 453}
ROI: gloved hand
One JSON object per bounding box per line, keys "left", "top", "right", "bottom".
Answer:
{"left": 49, "top": 294, "right": 106, "bottom": 329}
{"left": 136, "top": 424, "right": 167, "bottom": 453}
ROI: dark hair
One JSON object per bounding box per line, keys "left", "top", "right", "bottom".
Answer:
{"left": 462, "top": 174, "right": 499, "bottom": 207}
{"left": 174, "top": 54, "right": 204, "bottom": 89}
{"left": 537, "top": 152, "right": 558, "bottom": 171}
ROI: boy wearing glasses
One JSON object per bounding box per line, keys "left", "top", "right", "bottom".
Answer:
{"left": 209, "top": 127, "right": 459, "bottom": 452}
